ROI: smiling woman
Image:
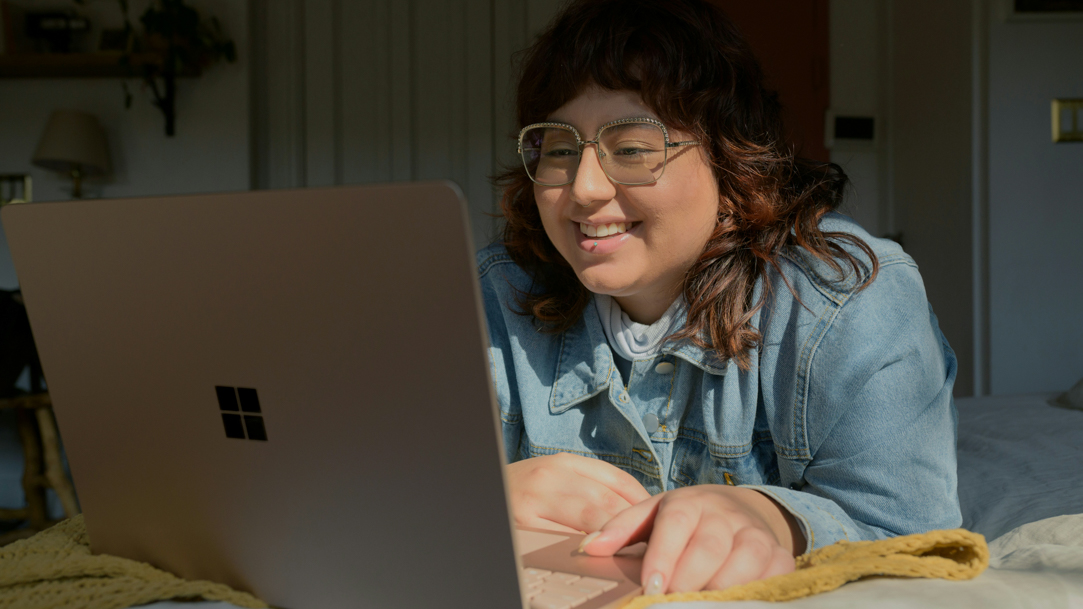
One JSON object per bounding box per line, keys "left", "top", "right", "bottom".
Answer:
{"left": 480, "top": 0, "right": 960, "bottom": 597}
{"left": 529, "top": 89, "right": 719, "bottom": 323}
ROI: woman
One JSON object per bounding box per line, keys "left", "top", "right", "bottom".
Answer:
{"left": 479, "top": 0, "right": 960, "bottom": 595}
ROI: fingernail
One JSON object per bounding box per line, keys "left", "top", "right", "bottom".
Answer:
{"left": 577, "top": 531, "right": 601, "bottom": 553}
{"left": 644, "top": 572, "right": 664, "bottom": 595}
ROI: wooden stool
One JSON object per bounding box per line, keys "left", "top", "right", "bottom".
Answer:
{"left": 0, "top": 393, "right": 80, "bottom": 545}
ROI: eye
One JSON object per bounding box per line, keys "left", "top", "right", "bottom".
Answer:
{"left": 542, "top": 147, "right": 579, "bottom": 157}
{"left": 610, "top": 141, "right": 661, "bottom": 156}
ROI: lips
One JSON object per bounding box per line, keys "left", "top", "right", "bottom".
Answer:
{"left": 574, "top": 220, "right": 640, "bottom": 254}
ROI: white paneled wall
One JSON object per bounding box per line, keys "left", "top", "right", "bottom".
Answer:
{"left": 987, "top": 8, "right": 1083, "bottom": 395}
{"left": 250, "top": 0, "right": 564, "bottom": 248}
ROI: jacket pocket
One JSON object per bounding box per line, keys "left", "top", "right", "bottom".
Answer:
{"left": 670, "top": 431, "right": 780, "bottom": 489}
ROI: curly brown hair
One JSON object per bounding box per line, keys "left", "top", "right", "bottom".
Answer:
{"left": 498, "top": 0, "right": 877, "bottom": 370}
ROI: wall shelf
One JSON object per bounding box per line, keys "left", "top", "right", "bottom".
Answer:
{"left": 0, "top": 52, "right": 199, "bottom": 78}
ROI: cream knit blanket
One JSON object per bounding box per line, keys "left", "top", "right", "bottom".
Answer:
{"left": 0, "top": 516, "right": 265, "bottom": 609}
{"left": 0, "top": 517, "right": 987, "bottom": 609}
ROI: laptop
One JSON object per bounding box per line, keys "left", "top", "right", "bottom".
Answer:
{"left": 1, "top": 182, "right": 643, "bottom": 609}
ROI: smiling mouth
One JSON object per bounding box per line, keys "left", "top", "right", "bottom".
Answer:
{"left": 579, "top": 221, "right": 639, "bottom": 238}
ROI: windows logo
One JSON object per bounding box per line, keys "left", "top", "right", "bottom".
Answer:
{"left": 215, "top": 386, "right": 268, "bottom": 441}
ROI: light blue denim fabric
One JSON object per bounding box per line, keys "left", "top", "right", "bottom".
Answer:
{"left": 478, "top": 213, "right": 961, "bottom": 551}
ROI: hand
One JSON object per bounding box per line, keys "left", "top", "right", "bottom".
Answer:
{"left": 506, "top": 453, "right": 653, "bottom": 534}
{"left": 581, "top": 485, "right": 801, "bottom": 593}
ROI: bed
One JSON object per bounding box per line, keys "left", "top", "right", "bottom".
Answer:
{"left": 4, "top": 392, "right": 1083, "bottom": 608}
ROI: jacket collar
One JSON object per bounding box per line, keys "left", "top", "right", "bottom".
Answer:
{"left": 548, "top": 298, "right": 734, "bottom": 414}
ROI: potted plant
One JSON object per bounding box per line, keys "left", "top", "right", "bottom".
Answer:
{"left": 76, "top": 0, "right": 237, "bottom": 136}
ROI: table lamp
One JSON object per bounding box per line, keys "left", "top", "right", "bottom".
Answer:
{"left": 31, "top": 110, "right": 111, "bottom": 199}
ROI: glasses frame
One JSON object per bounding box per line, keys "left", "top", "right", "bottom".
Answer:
{"left": 517, "top": 117, "right": 699, "bottom": 186}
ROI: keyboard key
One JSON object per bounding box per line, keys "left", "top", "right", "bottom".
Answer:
{"left": 522, "top": 569, "right": 618, "bottom": 608}
{"left": 530, "top": 592, "right": 582, "bottom": 609}
{"left": 574, "top": 576, "right": 618, "bottom": 592}
{"left": 547, "top": 572, "right": 581, "bottom": 585}
{"left": 543, "top": 582, "right": 604, "bottom": 600}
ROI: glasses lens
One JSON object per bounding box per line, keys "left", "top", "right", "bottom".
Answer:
{"left": 598, "top": 122, "right": 667, "bottom": 185}
{"left": 521, "top": 127, "right": 579, "bottom": 185}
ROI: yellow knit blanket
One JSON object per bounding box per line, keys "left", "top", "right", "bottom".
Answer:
{"left": 623, "top": 528, "right": 989, "bottom": 609}
{"left": 0, "top": 517, "right": 987, "bottom": 609}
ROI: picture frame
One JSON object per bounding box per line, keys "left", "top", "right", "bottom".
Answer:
{"left": 1003, "top": 0, "right": 1083, "bottom": 21}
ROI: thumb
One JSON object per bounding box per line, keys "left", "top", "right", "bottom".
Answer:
{"left": 580, "top": 492, "right": 663, "bottom": 557}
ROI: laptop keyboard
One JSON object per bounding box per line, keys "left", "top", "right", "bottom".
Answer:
{"left": 522, "top": 567, "right": 619, "bottom": 609}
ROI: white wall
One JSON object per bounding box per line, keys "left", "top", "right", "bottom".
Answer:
{"left": 0, "top": 0, "right": 249, "bottom": 289}
{"left": 829, "top": 0, "right": 888, "bottom": 238}
{"left": 987, "top": 7, "right": 1083, "bottom": 394}
{"left": 888, "top": 0, "right": 979, "bottom": 397}
{"left": 831, "top": 0, "right": 1083, "bottom": 396}
{"left": 831, "top": 0, "right": 981, "bottom": 397}
{"left": 250, "top": 0, "right": 566, "bottom": 249}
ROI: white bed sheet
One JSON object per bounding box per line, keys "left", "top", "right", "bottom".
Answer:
{"left": 956, "top": 393, "right": 1083, "bottom": 541}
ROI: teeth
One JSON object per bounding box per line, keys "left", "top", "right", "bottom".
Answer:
{"left": 579, "top": 222, "right": 632, "bottom": 237}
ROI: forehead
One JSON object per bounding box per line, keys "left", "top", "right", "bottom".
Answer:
{"left": 545, "top": 86, "right": 659, "bottom": 134}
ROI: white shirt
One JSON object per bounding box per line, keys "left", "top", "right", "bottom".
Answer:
{"left": 593, "top": 293, "right": 687, "bottom": 362}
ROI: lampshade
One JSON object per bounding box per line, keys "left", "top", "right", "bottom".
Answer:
{"left": 32, "top": 110, "right": 111, "bottom": 176}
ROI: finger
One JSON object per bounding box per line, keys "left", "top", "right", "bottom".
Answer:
{"left": 667, "top": 519, "right": 739, "bottom": 593}
{"left": 582, "top": 487, "right": 638, "bottom": 531}
{"left": 760, "top": 545, "right": 797, "bottom": 580}
{"left": 579, "top": 492, "right": 664, "bottom": 556}
{"left": 637, "top": 498, "right": 707, "bottom": 594}
{"left": 704, "top": 526, "right": 777, "bottom": 590}
{"left": 562, "top": 453, "right": 653, "bottom": 505}
{"left": 549, "top": 486, "right": 634, "bottom": 533}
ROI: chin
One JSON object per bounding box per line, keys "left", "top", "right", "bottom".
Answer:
{"left": 574, "top": 268, "right": 632, "bottom": 297}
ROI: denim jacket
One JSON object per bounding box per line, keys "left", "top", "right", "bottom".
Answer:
{"left": 478, "top": 213, "right": 961, "bottom": 550}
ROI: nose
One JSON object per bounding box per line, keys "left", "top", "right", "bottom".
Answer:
{"left": 570, "top": 143, "right": 616, "bottom": 207}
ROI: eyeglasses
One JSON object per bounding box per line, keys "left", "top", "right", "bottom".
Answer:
{"left": 517, "top": 117, "right": 699, "bottom": 186}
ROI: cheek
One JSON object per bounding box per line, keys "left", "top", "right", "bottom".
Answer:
{"left": 534, "top": 189, "right": 566, "bottom": 242}
{"left": 681, "top": 169, "right": 720, "bottom": 239}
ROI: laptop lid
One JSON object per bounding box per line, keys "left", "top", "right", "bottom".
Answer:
{"left": 1, "top": 182, "right": 524, "bottom": 608}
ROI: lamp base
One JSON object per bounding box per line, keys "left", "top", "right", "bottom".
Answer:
{"left": 69, "top": 168, "right": 83, "bottom": 199}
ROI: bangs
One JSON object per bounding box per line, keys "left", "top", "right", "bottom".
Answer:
{"left": 515, "top": 0, "right": 761, "bottom": 137}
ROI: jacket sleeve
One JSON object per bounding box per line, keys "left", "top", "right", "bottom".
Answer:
{"left": 745, "top": 260, "right": 962, "bottom": 551}
{"left": 478, "top": 254, "right": 526, "bottom": 464}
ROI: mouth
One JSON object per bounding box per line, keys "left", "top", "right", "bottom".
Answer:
{"left": 578, "top": 221, "right": 640, "bottom": 239}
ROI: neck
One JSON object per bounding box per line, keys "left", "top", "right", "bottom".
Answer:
{"left": 613, "top": 286, "right": 683, "bottom": 325}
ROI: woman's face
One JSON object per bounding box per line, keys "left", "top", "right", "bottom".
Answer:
{"left": 534, "top": 86, "right": 720, "bottom": 323}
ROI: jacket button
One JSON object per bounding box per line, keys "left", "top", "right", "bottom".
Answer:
{"left": 654, "top": 361, "right": 675, "bottom": 374}
{"left": 642, "top": 413, "right": 659, "bottom": 433}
